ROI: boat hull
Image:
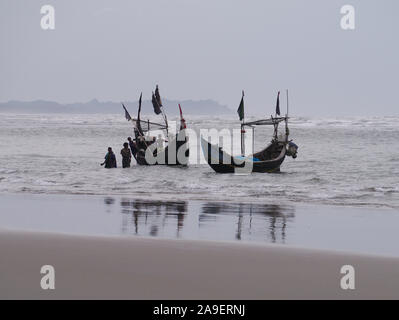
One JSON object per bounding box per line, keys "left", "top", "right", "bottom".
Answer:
{"left": 201, "top": 137, "right": 286, "bottom": 174}
{"left": 136, "top": 129, "right": 189, "bottom": 166}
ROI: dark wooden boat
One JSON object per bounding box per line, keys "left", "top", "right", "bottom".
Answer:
{"left": 201, "top": 91, "right": 298, "bottom": 174}
{"left": 123, "top": 87, "right": 189, "bottom": 166}
{"left": 135, "top": 127, "right": 189, "bottom": 166}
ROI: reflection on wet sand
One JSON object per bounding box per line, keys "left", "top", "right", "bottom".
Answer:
{"left": 105, "top": 198, "right": 295, "bottom": 244}
{"left": 119, "top": 199, "right": 187, "bottom": 237}
{"left": 201, "top": 203, "right": 295, "bottom": 243}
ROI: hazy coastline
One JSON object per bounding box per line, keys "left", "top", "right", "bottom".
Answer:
{"left": 0, "top": 99, "right": 234, "bottom": 115}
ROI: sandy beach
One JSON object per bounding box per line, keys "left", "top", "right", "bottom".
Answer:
{"left": 1, "top": 228, "right": 399, "bottom": 300}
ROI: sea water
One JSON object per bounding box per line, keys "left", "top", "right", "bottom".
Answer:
{"left": 0, "top": 113, "right": 398, "bottom": 209}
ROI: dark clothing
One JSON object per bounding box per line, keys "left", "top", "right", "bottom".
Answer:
{"left": 129, "top": 141, "right": 138, "bottom": 159}
{"left": 121, "top": 147, "right": 131, "bottom": 168}
{"left": 104, "top": 152, "right": 117, "bottom": 168}
{"left": 134, "top": 129, "right": 140, "bottom": 140}
{"left": 122, "top": 157, "right": 131, "bottom": 168}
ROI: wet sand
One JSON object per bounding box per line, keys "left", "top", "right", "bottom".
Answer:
{"left": 1, "top": 229, "right": 399, "bottom": 300}
{"left": 1, "top": 193, "right": 399, "bottom": 256}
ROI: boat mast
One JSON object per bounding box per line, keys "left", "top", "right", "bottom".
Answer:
{"left": 155, "top": 85, "right": 169, "bottom": 138}
{"left": 251, "top": 126, "right": 255, "bottom": 157}
{"left": 136, "top": 92, "right": 144, "bottom": 137}
{"left": 241, "top": 123, "right": 245, "bottom": 156}
{"left": 285, "top": 89, "right": 289, "bottom": 141}
{"left": 134, "top": 93, "right": 150, "bottom": 149}
{"left": 160, "top": 107, "right": 168, "bottom": 137}
{"left": 240, "top": 91, "right": 245, "bottom": 156}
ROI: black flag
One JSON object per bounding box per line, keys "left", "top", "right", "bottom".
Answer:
{"left": 237, "top": 91, "right": 244, "bottom": 121}
{"left": 276, "top": 91, "right": 281, "bottom": 116}
{"left": 152, "top": 92, "right": 162, "bottom": 115}
{"left": 122, "top": 103, "right": 131, "bottom": 121}
{"left": 155, "top": 85, "right": 162, "bottom": 107}
{"left": 137, "top": 92, "right": 144, "bottom": 135}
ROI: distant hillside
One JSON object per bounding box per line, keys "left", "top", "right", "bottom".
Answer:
{"left": 0, "top": 99, "right": 233, "bottom": 115}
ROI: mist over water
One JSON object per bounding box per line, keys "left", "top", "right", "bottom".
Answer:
{"left": 0, "top": 113, "right": 398, "bottom": 209}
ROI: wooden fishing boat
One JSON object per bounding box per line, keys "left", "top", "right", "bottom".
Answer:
{"left": 201, "top": 91, "right": 298, "bottom": 174}
{"left": 122, "top": 86, "right": 189, "bottom": 166}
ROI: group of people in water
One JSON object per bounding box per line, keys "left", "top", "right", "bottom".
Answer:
{"left": 101, "top": 137, "right": 139, "bottom": 169}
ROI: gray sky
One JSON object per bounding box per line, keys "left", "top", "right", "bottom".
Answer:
{"left": 0, "top": 0, "right": 398, "bottom": 116}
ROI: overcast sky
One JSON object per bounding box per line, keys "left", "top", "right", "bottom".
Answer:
{"left": 0, "top": 0, "right": 398, "bottom": 116}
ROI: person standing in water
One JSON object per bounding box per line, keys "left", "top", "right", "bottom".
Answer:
{"left": 101, "top": 147, "right": 117, "bottom": 168}
{"left": 127, "top": 136, "right": 138, "bottom": 161}
{"left": 121, "top": 142, "right": 132, "bottom": 168}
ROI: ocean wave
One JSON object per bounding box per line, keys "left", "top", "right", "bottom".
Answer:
{"left": 302, "top": 177, "right": 327, "bottom": 184}
{"left": 290, "top": 117, "right": 399, "bottom": 128}
{"left": 0, "top": 169, "right": 18, "bottom": 174}
{"left": 360, "top": 186, "right": 399, "bottom": 194}
{"left": 21, "top": 154, "right": 57, "bottom": 159}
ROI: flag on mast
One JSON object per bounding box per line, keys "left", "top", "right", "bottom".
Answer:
{"left": 152, "top": 92, "right": 162, "bottom": 115}
{"left": 138, "top": 92, "right": 143, "bottom": 114}
{"left": 155, "top": 85, "right": 162, "bottom": 107}
{"left": 122, "top": 103, "right": 132, "bottom": 121}
{"left": 178, "top": 104, "right": 186, "bottom": 129}
{"left": 137, "top": 92, "right": 144, "bottom": 135}
{"left": 276, "top": 91, "right": 281, "bottom": 116}
{"left": 237, "top": 91, "right": 244, "bottom": 121}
